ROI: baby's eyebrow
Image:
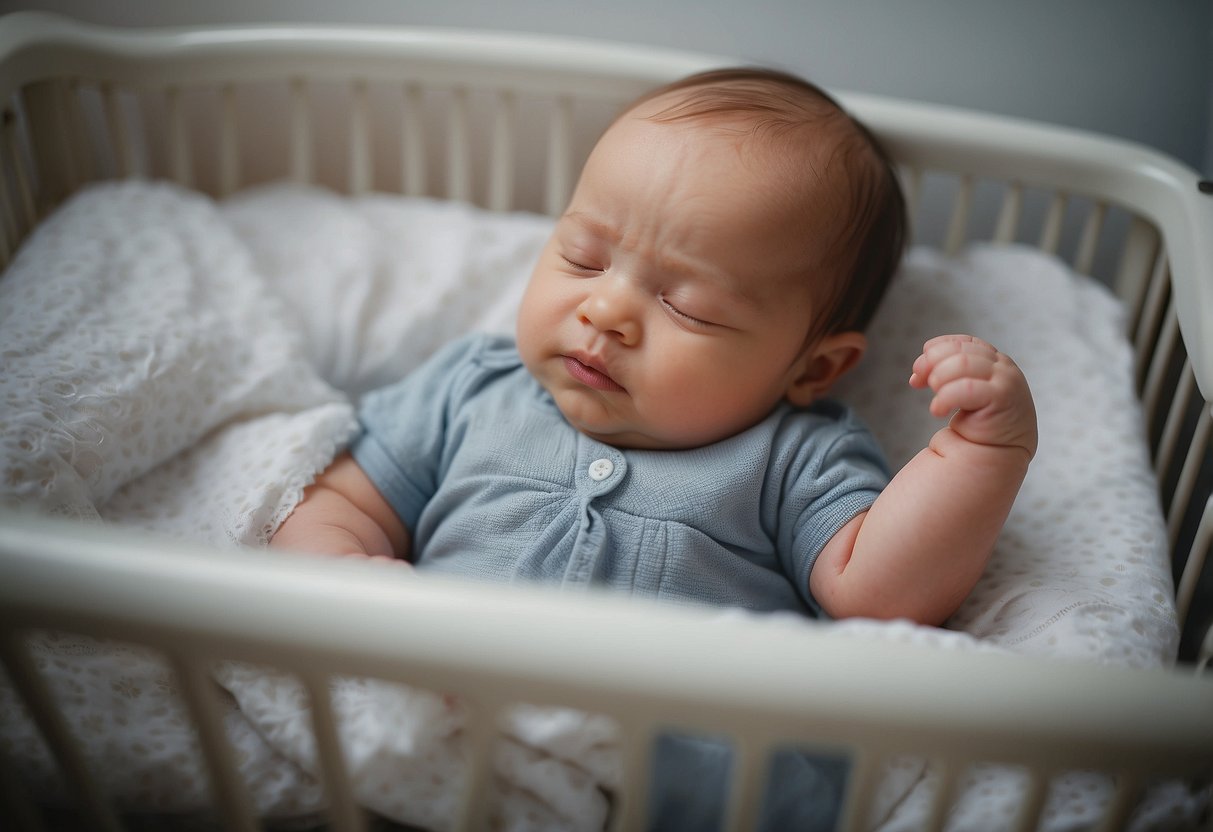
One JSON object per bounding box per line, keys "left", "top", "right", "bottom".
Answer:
{"left": 561, "top": 210, "right": 763, "bottom": 313}
{"left": 560, "top": 211, "right": 622, "bottom": 245}
{"left": 657, "top": 252, "right": 766, "bottom": 312}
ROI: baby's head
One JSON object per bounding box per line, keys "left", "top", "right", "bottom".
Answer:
{"left": 517, "top": 68, "right": 907, "bottom": 450}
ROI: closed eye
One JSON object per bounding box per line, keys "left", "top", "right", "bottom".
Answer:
{"left": 661, "top": 295, "right": 712, "bottom": 328}
{"left": 562, "top": 256, "right": 602, "bottom": 273}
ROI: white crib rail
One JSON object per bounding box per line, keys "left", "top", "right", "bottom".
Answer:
{"left": 2, "top": 513, "right": 1212, "bottom": 832}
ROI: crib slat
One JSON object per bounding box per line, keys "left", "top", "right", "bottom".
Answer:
{"left": 21, "top": 80, "right": 74, "bottom": 211}
{"left": 837, "top": 751, "right": 880, "bottom": 832}
{"left": 0, "top": 633, "right": 125, "bottom": 832}
{"left": 1142, "top": 300, "right": 1180, "bottom": 435}
{"left": 1155, "top": 361, "right": 1195, "bottom": 482}
{"left": 1010, "top": 769, "right": 1049, "bottom": 832}
{"left": 610, "top": 725, "right": 655, "bottom": 832}
{"left": 923, "top": 761, "right": 960, "bottom": 832}
{"left": 401, "top": 83, "right": 427, "bottom": 197}
{"left": 166, "top": 87, "right": 193, "bottom": 189}
{"left": 49, "top": 81, "right": 80, "bottom": 193}
{"left": 289, "top": 79, "right": 313, "bottom": 184}
{"left": 101, "top": 85, "right": 134, "bottom": 180}
{"left": 0, "top": 182, "right": 12, "bottom": 263}
{"left": 0, "top": 121, "right": 16, "bottom": 259}
{"left": 604, "top": 727, "right": 645, "bottom": 829}
{"left": 172, "top": 655, "right": 260, "bottom": 832}
{"left": 452, "top": 704, "right": 497, "bottom": 832}
{"left": 992, "top": 182, "right": 1023, "bottom": 244}
{"left": 302, "top": 674, "right": 367, "bottom": 832}
{"left": 545, "top": 95, "right": 574, "bottom": 216}
{"left": 65, "top": 81, "right": 94, "bottom": 185}
{"left": 1093, "top": 772, "right": 1142, "bottom": 832}
{"left": 5, "top": 109, "right": 36, "bottom": 230}
{"left": 943, "top": 174, "right": 973, "bottom": 255}
{"left": 721, "top": 739, "right": 766, "bottom": 832}
{"left": 1116, "top": 219, "right": 1161, "bottom": 330}
{"left": 1038, "top": 192, "right": 1067, "bottom": 255}
{"left": 348, "top": 80, "right": 373, "bottom": 194}
{"left": 1164, "top": 381, "right": 1210, "bottom": 552}
{"left": 446, "top": 87, "right": 471, "bottom": 203}
{"left": 1176, "top": 496, "right": 1213, "bottom": 631}
{"left": 1072, "top": 201, "right": 1107, "bottom": 275}
{"left": 487, "top": 90, "right": 516, "bottom": 212}
{"left": 1134, "top": 254, "right": 1172, "bottom": 391}
{"left": 45, "top": 80, "right": 79, "bottom": 195}
{"left": 219, "top": 85, "right": 240, "bottom": 197}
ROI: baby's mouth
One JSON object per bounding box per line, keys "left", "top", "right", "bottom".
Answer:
{"left": 562, "top": 355, "right": 625, "bottom": 392}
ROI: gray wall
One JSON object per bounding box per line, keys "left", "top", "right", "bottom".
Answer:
{"left": 4, "top": 0, "right": 1211, "bottom": 175}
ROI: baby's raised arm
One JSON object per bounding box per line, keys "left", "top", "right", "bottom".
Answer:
{"left": 270, "top": 453, "right": 411, "bottom": 562}
{"left": 810, "top": 335, "right": 1037, "bottom": 625}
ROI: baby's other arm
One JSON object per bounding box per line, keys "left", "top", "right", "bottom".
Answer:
{"left": 270, "top": 452, "right": 411, "bottom": 562}
{"left": 810, "top": 335, "right": 1037, "bottom": 625}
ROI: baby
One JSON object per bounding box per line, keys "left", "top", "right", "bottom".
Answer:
{"left": 271, "top": 67, "right": 1037, "bottom": 629}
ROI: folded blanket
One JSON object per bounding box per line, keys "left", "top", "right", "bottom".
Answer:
{"left": 1, "top": 180, "right": 1202, "bottom": 831}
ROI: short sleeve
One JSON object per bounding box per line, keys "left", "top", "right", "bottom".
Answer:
{"left": 770, "top": 404, "right": 889, "bottom": 614}
{"left": 351, "top": 334, "right": 502, "bottom": 532}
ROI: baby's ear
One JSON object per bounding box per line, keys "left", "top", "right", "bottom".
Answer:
{"left": 785, "top": 331, "right": 867, "bottom": 407}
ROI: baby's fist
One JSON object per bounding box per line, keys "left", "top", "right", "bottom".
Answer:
{"left": 909, "top": 335, "right": 1037, "bottom": 456}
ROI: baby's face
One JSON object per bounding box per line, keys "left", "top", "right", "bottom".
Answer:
{"left": 516, "top": 108, "right": 827, "bottom": 450}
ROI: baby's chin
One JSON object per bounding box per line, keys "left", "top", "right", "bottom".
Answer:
{"left": 561, "top": 407, "right": 734, "bottom": 451}
{"left": 551, "top": 398, "right": 677, "bottom": 450}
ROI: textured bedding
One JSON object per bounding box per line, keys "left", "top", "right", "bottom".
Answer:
{"left": 0, "top": 181, "right": 1202, "bottom": 830}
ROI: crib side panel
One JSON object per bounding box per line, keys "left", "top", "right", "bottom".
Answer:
{"left": 0, "top": 13, "right": 725, "bottom": 245}
{"left": 2, "top": 516, "right": 1213, "bottom": 831}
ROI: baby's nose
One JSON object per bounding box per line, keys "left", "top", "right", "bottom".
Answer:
{"left": 577, "top": 281, "right": 641, "bottom": 345}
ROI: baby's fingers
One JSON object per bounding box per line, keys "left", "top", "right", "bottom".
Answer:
{"left": 910, "top": 335, "right": 996, "bottom": 387}
{"left": 928, "top": 375, "right": 999, "bottom": 418}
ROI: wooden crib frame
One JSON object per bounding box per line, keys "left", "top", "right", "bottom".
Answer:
{"left": 1, "top": 12, "right": 1211, "bottom": 832}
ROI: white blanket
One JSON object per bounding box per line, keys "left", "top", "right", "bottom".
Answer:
{"left": 0, "top": 181, "right": 1202, "bottom": 830}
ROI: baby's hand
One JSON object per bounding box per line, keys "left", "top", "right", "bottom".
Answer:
{"left": 909, "top": 335, "right": 1037, "bottom": 457}
{"left": 337, "top": 552, "right": 413, "bottom": 568}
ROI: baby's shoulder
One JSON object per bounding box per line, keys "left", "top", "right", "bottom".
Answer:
{"left": 762, "top": 400, "right": 888, "bottom": 473}
{"left": 770, "top": 398, "right": 874, "bottom": 439}
{"left": 359, "top": 332, "right": 525, "bottom": 414}
{"left": 463, "top": 332, "right": 524, "bottom": 372}
{"left": 409, "top": 332, "right": 523, "bottom": 380}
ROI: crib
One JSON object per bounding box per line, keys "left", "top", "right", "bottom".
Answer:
{"left": 1, "top": 11, "right": 1212, "bottom": 832}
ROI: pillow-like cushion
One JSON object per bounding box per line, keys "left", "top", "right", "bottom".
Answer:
{"left": 221, "top": 184, "right": 553, "bottom": 399}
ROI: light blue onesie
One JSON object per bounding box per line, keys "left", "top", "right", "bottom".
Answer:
{"left": 351, "top": 333, "right": 890, "bottom": 616}
{"left": 352, "top": 333, "right": 889, "bottom": 830}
